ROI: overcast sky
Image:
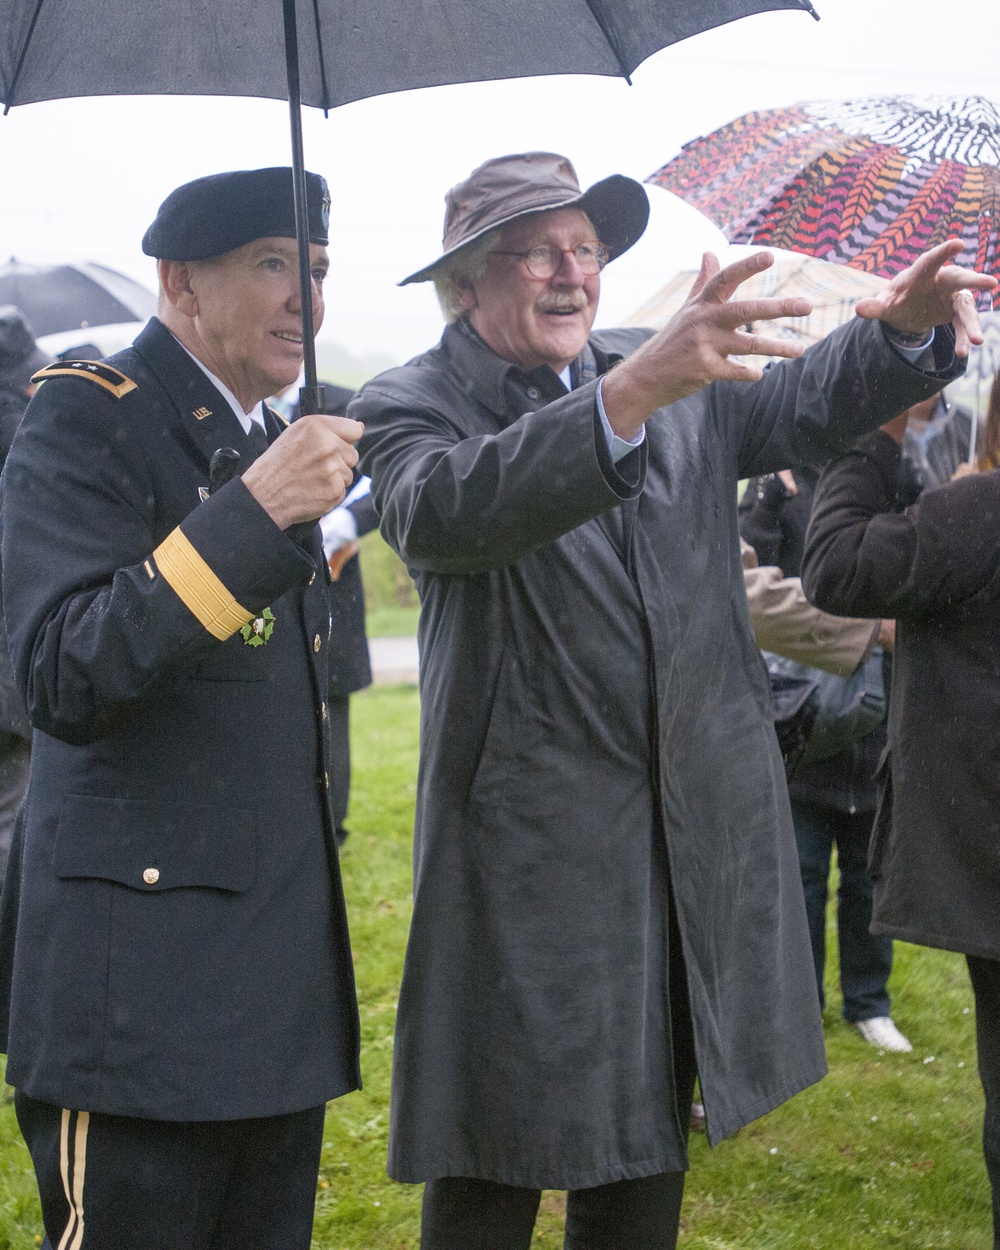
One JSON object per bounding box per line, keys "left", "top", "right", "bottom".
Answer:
{"left": 2, "top": 0, "right": 999, "bottom": 368}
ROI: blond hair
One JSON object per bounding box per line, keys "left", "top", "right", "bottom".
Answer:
{"left": 431, "top": 230, "right": 501, "bottom": 323}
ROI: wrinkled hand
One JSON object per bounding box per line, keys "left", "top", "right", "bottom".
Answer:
{"left": 854, "top": 238, "right": 998, "bottom": 358}
{"left": 602, "top": 251, "right": 811, "bottom": 440}
{"left": 242, "top": 413, "right": 363, "bottom": 530}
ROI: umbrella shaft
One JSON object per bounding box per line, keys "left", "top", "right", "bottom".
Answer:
{"left": 283, "top": 0, "right": 323, "bottom": 413}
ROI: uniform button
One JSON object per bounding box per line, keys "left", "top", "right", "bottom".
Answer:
{"left": 526, "top": 386, "right": 541, "bottom": 400}
{"left": 321, "top": 703, "right": 328, "bottom": 720}
{"left": 308, "top": 571, "right": 316, "bottom": 585}
{"left": 313, "top": 634, "right": 321, "bottom": 652}
{"left": 324, "top": 772, "right": 330, "bottom": 789}
{"left": 142, "top": 867, "right": 160, "bottom": 886}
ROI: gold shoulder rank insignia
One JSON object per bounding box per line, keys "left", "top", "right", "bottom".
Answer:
{"left": 31, "top": 360, "right": 137, "bottom": 399}
{"left": 267, "top": 404, "right": 290, "bottom": 428}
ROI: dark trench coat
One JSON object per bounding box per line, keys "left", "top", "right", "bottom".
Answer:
{"left": 355, "top": 317, "right": 958, "bottom": 1189}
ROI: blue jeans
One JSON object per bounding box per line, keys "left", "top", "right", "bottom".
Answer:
{"left": 791, "top": 798, "right": 892, "bottom": 1022}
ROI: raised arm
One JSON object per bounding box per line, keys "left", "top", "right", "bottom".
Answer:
{"left": 802, "top": 428, "right": 1000, "bottom": 621}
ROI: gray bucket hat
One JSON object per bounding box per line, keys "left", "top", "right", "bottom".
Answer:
{"left": 401, "top": 151, "right": 649, "bottom": 285}
{"left": 0, "top": 305, "right": 51, "bottom": 393}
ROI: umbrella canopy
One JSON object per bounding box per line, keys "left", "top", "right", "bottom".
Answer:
{"left": 0, "top": 0, "right": 818, "bottom": 407}
{"left": 0, "top": 259, "right": 156, "bottom": 338}
{"left": 0, "top": 0, "right": 817, "bottom": 112}
{"left": 626, "top": 247, "right": 885, "bottom": 368}
{"left": 648, "top": 94, "right": 1000, "bottom": 309}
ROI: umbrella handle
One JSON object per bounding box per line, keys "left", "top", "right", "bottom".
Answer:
{"left": 283, "top": 0, "right": 326, "bottom": 416}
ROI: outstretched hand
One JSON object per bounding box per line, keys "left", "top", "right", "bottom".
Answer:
{"left": 854, "top": 238, "right": 998, "bottom": 357}
{"left": 602, "top": 250, "right": 811, "bottom": 441}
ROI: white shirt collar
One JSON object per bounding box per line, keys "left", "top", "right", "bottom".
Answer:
{"left": 173, "top": 336, "right": 266, "bottom": 435}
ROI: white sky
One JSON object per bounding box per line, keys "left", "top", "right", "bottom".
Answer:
{"left": 1, "top": 0, "right": 999, "bottom": 369}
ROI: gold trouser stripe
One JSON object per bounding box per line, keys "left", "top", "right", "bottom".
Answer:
{"left": 153, "top": 527, "right": 253, "bottom": 641}
{"left": 57, "top": 1109, "right": 89, "bottom": 1250}
{"left": 70, "top": 1112, "right": 89, "bottom": 1250}
{"left": 58, "top": 1109, "right": 72, "bottom": 1248}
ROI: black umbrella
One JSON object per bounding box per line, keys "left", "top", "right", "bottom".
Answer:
{"left": 0, "top": 259, "right": 157, "bottom": 338}
{"left": 1, "top": 0, "right": 819, "bottom": 410}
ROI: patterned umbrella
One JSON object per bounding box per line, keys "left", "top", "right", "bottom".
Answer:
{"left": 648, "top": 95, "right": 1000, "bottom": 309}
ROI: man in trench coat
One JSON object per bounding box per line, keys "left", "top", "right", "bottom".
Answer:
{"left": 354, "top": 151, "right": 994, "bottom": 1250}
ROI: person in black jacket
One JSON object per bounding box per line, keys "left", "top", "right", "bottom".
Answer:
{"left": 0, "top": 169, "right": 364, "bottom": 1250}
{"left": 321, "top": 479, "right": 378, "bottom": 844}
{"left": 740, "top": 464, "right": 911, "bottom": 1052}
{"left": 274, "top": 381, "right": 379, "bottom": 845}
{"left": 802, "top": 416, "right": 1000, "bottom": 1250}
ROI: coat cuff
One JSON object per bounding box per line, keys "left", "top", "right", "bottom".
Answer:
{"left": 591, "top": 403, "right": 646, "bottom": 496}
{"left": 151, "top": 478, "right": 316, "bottom": 640}
{"left": 880, "top": 322, "right": 961, "bottom": 380}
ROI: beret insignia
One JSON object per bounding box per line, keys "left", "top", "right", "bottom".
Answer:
{"left": 31, "top": 360, "right": 137, "bottom": 399}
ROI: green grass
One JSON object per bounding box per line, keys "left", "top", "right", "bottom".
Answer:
{"left": 359, "top": 532, "right": 417, "bottom": 621}
{"left": 1, "top": 686, "right": 991, "bottom": 1248}
{"left": 365, "top": 605, "right": 421, "bottom": 639}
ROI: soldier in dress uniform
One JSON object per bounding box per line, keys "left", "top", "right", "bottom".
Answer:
{"left": 0, "top": 168, "right": 364, "bottom": 1249}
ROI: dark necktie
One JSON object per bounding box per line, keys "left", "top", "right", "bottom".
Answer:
{"left": 244, "top": 417, "right": 269, "bottom": 461}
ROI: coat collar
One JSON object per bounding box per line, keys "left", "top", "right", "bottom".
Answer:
{"left": 131, "top": 318, "right": 251, "bottom": 466}
{"left": 439, "top": 317, "right": 626, "bottom": 421}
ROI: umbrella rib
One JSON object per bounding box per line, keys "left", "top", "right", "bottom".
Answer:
{"left": 4, "top": 0, "right": 47, "bottom": 114}
{"left": 580, "top": 0, "right": 632, "bottom": 84}
{"left": 310, "top": 0, "right": 333, "bottom": 116}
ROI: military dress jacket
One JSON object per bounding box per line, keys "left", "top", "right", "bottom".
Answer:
{"left": 355, "top": 317, "right": 959, "bottom": 1190}
{"left": 803, "top": 431, "right": 1000, "bottom": 961}
{"left": 0, "top": 318, "right": 361, "bottom": 1121}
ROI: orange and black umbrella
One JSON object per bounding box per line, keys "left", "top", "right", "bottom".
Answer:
{"left": 650, "top": 94, "right": 1000, "bottom": 309}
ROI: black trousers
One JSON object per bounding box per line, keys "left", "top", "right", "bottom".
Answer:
{"left": 16, "top": 1092, "right": 325, "bottom": 1250}
{"left": 422, "top": 877, "right": 696, "bottom": 1250}
{"left": 422, "top": 1170, "right": 687, "bottom": 1250}
{"left": 968, "top": 955, "right": 1000, "bottom": 1250}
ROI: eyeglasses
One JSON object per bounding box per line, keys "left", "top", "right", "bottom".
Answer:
{"left": 491, "top": 241, "right": 610, "bottom": 279}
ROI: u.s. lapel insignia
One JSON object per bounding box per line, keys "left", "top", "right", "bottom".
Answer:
{"left": 192, "top": 406, "right": 213, "bottom": 420}
{"left": 241, "top": 607, "right": 275, "bottom": 647}
{"left": 198, "top": 485, "right": 210, "bottom": 503}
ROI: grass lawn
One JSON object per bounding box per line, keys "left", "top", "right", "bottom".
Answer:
{"left": 1, "top": 684, "right": 991, "bottom": 1248}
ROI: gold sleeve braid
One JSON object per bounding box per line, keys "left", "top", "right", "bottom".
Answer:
{"left": 152, "top": 528, "right": 254, "bottom": 641}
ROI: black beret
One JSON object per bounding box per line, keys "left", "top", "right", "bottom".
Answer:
{"left": 142, "top": 167, "right": 330, "bottom": 261}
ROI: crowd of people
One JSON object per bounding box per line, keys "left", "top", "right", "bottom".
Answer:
{"left": 0, "top": 154, "right": 995, "bottom": 1250}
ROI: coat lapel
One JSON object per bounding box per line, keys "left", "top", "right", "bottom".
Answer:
{"left": 131, "top": 319, "right": 250, "bottom": 484}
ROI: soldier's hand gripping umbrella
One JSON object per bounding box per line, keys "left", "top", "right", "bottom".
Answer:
{"left": 0, "top": 0, "right": 819, "bottom": 413}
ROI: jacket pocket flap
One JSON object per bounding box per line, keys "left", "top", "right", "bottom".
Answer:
{"left": 51, "top": 794, "right": 256, "bottom": 893}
